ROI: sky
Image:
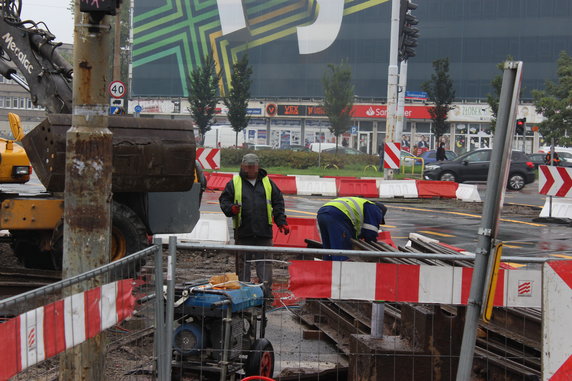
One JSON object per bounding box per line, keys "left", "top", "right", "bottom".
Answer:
{"left": 20, "top": 1, "right": 74, "bottom": 44}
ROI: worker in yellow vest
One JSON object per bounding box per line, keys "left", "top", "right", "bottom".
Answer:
{"left": 317, "top": 197, "right": 387, "bottom": 260}
{"left": 219, "top": 153, "right": 289, "bottom": 300}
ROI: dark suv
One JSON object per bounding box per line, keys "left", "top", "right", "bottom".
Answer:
{"left": 423, "top": 149, "right": 535, "bottom": 190}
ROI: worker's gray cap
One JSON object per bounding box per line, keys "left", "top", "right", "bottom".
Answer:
{"left": 242, "top": 153, "right": 259, "bottom": 165}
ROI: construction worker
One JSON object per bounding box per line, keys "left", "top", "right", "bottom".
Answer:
{"left": 219, "top": 153, "right": 289, "bottom": 299}
{"left": 317, "top": 197, "right": 387, "bottom": 260}
{"left": 545, "top": 151, "right": 561, "bottom": 166}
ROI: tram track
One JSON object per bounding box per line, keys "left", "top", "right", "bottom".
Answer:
{"left": 0, "top": 267, "right": 61, "bottom": 298}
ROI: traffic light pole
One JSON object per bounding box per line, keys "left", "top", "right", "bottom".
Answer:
{"left": 384, "top": 0, "right": 400, "bottom": 180}
{"left": 396, "top": 60, "right": 408, "bottom": 145}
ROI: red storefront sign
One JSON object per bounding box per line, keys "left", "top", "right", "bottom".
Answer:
{"left": 352, "top": 105, "right": 432, "bottom": 119}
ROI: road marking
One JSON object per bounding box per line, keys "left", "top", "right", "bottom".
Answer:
{"left": 285, "top": 209, "right": 316, "bottom": 216}
{"left": 503, "top": 262, "right": 526, "bottom": 268}
{"left": 551, "top": 254, "right": 572, "bottom": 260}
{"left": 418, "top": 230, "right": 454, "bottom": 237}
{"left": 503, "top": 244, "right": 523, "bottom": 249}
{"left": 392, "top": 205, "right": 546, "bottom": 227}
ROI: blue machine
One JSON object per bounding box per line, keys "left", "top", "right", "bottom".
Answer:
{"left": 181, "top": 284, "right": 264, "bottom": 313}
{"left": 172, "top": 281, "right": 274, "bottom": 379}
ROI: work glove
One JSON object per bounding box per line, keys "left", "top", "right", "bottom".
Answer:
{"left": 278, "top": 224, "right": 290, "bottom": 235}
{"left": 230, "top": 204, "right": 241, "bottom": 215}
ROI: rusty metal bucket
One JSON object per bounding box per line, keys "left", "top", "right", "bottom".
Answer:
{"left": 22, "top": 114, "right": 196, "bottom": 193}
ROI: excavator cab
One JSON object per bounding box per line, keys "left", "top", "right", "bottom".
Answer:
{"left": 0, "top": 112, "right": 31, "bottom": 183}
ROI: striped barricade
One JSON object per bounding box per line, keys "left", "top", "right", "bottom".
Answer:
{"left": 207, "top": 173, "right": 234, "bottom": 191}
{"left": 456, "top": 183, "right": 481, "bottom": 202}
{"left": 416, "top": 180, "right": 458, "bottom": 199}
{"left": 337, "top": 179, "right": 378, "bottom": 198}
{"left": 379, "top": 180, "right": 418, "bottom": 198}
{"left": 289, "top": 261, "right": 541, "bottom": 307}
{"left": 295, "top": 176, "right": 337, "bottom": 196}
{"left": 154, "top": 214, "right": 230, "bottom": 244}
{"left": 0, "top": 279, "right": 135, "bottom": 380}
{"left": 268, "top": 174, "right": 297, "bottom": 195}
{"left": 272, "top": 217, "right": 320, "bottom": 248}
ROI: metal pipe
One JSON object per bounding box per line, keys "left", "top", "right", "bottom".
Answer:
{"left": 153, "top": 238, "right": 166, "bottom": 380}
{"left": 165, "top": 236, "right": 176, "bottom": 380}
{"left": 219, "top": 304, "right": 233, "bottom": 381}
{"left": 384, "top": 0, "right": 400, "bottom": 180}
{"left": 176, "top": 242, "right": 555, "bottom": 263}
{"left": 456, "top": 61, "right": 523, "bottom": 381}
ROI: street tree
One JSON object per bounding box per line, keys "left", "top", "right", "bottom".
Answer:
{"left": 223, "top": 54, "right": 253, "bottom": 147}
{"left": 421, "top": 58, "right": 455, "bottom": 145}
{"left": 187, "top": 53, "right": 221, "bottom": 145}
{"left": 321, "top": 60, "right": 354, "bottom": 152}
{"left": 532, "top": 51, "right": 572, "bottom": 147}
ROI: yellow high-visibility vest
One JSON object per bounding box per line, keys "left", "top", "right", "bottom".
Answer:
{"left": 232, "top": 175, "right": 273, "bottom": 228}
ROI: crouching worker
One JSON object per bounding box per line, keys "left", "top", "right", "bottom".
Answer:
{"left": 219, "top": 153, "right": 289, "bottom": 300}
{"left": 317, "top": 197, "right": 387, "bottom": 260}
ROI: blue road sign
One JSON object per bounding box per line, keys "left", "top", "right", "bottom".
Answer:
{"left": 351, "top": 126, "right": 357, "bottom": 135}
{"left": 134, "top": 105, "right": 143, "bottom": 113}
{"left": 405, "top": 91, "right": 428, "bottom": 99}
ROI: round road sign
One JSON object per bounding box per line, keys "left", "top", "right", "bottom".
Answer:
{"left": 109, "top": 80, "right": 126, "bottom": 98}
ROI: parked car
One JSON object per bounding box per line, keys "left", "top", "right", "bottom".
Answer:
{"left": 529, "top": 152, "right": 572, "bottom": 168}
{"left": 419, "top": 149, "right": 458, "bottom": 164}
{"left": 527, "top": 153, "right": 547, "bottom": 169}
{"left": 322, "top": 146, "right": 365, "bottom": 155}
{"left": 281, "top": 144, "right": 310, "bottom": 152}
{"left": 423, "top": 149, "right": 535, "bottom": 190}
{"left": 253, "top": 144, "right": 273, "bottom": 151}
{"left": 309, "top": 142, "right": 338, "bottom": 152}
{"left": 400, "top": 150, "right": 421, "bottom": 165}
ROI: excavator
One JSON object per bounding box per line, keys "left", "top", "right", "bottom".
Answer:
{"left": 0, "top": 0, "right": 202, "bottom": 269}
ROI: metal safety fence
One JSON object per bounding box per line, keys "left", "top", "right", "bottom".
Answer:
{"left": 0, "top": 244, "right": 164, "bottom": 381}
{"left": 0, "top": 239, "right": 560, "bottom": 380}
{"left": 170, "top": 241, "right": 551, "bottom": 381}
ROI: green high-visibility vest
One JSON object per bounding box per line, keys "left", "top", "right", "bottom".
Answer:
{"left": 232, "top": 175, "right": 273, "bottom": 229}
{"left": 323, "top": 197, "right": 372, "bottom": 237}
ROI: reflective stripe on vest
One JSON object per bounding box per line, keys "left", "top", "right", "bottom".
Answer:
{"left": 232, "top": 175, "right": 273, "bottom": 229}
{"left": 323, "top": 197, "right": 373, "bottom": 237}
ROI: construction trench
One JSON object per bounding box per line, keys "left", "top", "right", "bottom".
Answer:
{"left": 290, "top": 235, "right": 541, "bottom": 381}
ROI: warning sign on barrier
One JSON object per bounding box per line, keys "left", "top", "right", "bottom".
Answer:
{"left": 384, "top": 142, "right": 401, "bottom": 169}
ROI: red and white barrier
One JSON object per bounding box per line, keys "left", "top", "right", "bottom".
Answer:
{"left": 204, "top": 171, "right": 480, "bottom": 201}
{"left": 289, "top": 261, "right": 541, "bottom": 308}
{"left": 543, "top": 261, "right": 572, "bottom": 380}
{"left": 0, "top": 279, "right": 135, "bottom": 380}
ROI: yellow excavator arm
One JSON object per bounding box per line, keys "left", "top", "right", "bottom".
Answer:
{"left": 0, "top": 112, "right": 32, "bottom": 183}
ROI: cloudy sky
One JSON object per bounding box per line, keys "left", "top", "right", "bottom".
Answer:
{"left": 20, "top": 1, "right": 74, "bottom": 44}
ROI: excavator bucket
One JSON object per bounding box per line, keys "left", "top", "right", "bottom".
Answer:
{"left": 22, "top": 114, "right": 196, "bottom": 193}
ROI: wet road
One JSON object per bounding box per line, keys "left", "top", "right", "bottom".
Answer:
{"left": 7, "top": 173, "right": 570, "bottom": 262}
{"left": 201, "top": 183, "right": 571, "bottom": 262}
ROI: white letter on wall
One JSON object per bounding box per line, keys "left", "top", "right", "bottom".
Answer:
{"left": 297, "top": 0, "right": 344, "bottom": 55}
{"left": 217, "top": 0, "right": 247, "bottom": 35}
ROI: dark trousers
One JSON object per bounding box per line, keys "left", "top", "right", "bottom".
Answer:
{"left": 317, "top": 209, "right": 353, "bottom": 260}
{"left": 235, "top": 237, "right": 274, "bottom": 296}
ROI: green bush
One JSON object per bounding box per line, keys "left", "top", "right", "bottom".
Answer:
{"left": 220, "top": 148, "right": 378, "bottom": 170}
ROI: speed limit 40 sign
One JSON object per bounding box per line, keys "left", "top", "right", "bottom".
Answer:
{"left": 109, "top": 80, "right": 126, "bottom": 98}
